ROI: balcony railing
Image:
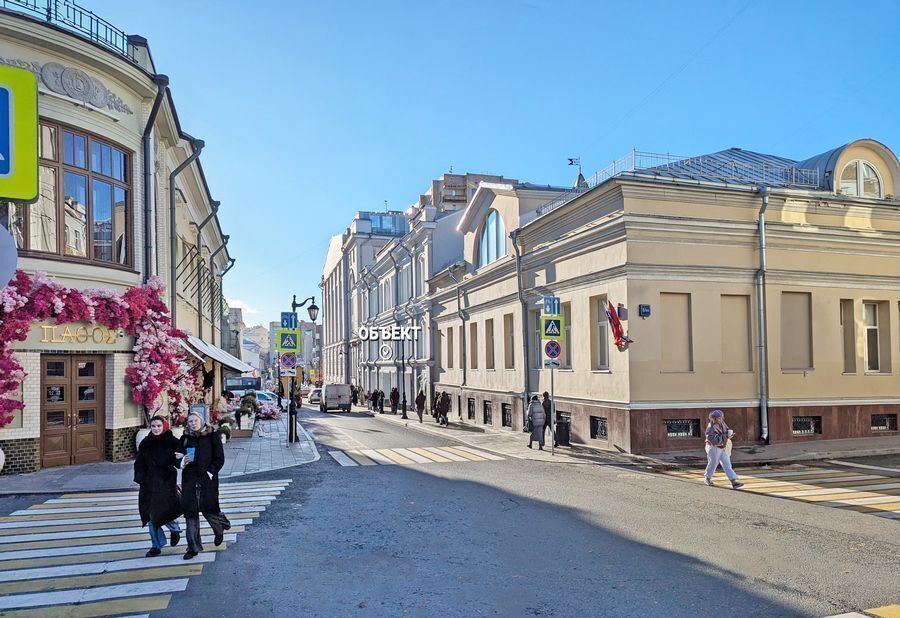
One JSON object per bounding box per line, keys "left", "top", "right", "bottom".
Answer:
{"left": 0, "top": 0, "right": 132, "bottom": 60}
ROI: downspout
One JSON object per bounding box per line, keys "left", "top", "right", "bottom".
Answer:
{"left": 194, "top": 201, "right": 220, "bottom": 341}
{"left": 141, "top": 75, "right": 168, "bottom": 282}
{"left": 399, "top": 239, "right": 418, "bottom": 398}
{"left": 510, "top": 229, "right": 530, "bottom": 428}
{"left": 447, "top": 263, "right": 467, "bottom": 388}
{"left": 341, "top": 247, "right": 351, "bottom": 384}
{"left": 208, "top": 234, "right": 229, "bottom": 345}
{"left": 389, "top": 250, "right": 403, "bottom": 394}
{"left": 756, "top": 186, "right": 770, "bottom": 443}
{"left": 168, "top": 139, "right": 204, "bottom": 325}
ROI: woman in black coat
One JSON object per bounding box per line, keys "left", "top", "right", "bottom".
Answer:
{"left": 133, "top": 416, "right": 183, "bottom": 557}
{"left": 179, "top": 412, "right": 231, "bottom": 560}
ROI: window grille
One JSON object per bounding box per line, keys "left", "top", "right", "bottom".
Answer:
{"left": 664, "top": 419, "right": 700, "bottom": 438}
{"left": 792, "top": 416, "right": 822, "bottom": 435}
{"left": 871, "top": 414, "right": 898, "bottom": 432}
{"left": 590, "top": 416, "right": 608, "bottom": 439}
{"left": 501, "top": 403, "right": 512, "bottom": 428}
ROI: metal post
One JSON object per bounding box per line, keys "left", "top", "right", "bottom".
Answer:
{"left": 550, "top": 367, "right": 555, "bottom": 457}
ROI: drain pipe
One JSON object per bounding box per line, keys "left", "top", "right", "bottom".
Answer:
{"left": 447, "top": 262, "right": 467, "bottom": 388}
{"left": 168, "top": 139, "right": 205, "bottom": 325}
{"left": 207, "top": 234, "right": 229, "bottom": 345}
{"left": 141, "top": 75, "right": 168, "bottom": 282}
{"left": 194, "top": 201, "right": 220, "bottom": 341}
{"left": 756, "top": 186, "right": 770, "bottom": 443}
{"left": 510, "top": 229, "right": 530, "bottom": 428}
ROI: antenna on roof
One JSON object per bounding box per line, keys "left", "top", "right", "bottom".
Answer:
{"left": 384, "top": 199, "right": 388, "bottom": 212}
{"left": 567, "top": 157, "right": 582, "bottom": 175}
{"left": 449, "top": 165, "right": 453, "bottom": 173}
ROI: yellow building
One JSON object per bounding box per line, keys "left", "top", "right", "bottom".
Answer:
{"left": 431, "top": 141, "right": 900, "bottom": 453}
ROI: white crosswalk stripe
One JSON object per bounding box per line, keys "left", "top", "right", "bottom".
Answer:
{"left": 329, "top": 445, "right": 503, "bottom": 467}
{"left": 0, "top": 479, "right": 290, "bottom": 615}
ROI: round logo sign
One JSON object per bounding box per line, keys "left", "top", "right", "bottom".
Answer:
{"left": 379, "top": 344, "right": 394, "bottom": 360}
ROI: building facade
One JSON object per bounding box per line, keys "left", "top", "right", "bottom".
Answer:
{"left": 0, "top": 4, "right": 238, "bottom": 473}
{"left": 429, "top": 142, "right": 900, "bottom": 453}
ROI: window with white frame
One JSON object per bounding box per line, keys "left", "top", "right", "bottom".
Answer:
{"left": 840, "top": 160, "right": 883, "bottom": 198}
{"left": 864, "top": 302, "right": 880, "bottom": 372}
{"left": 594, "top": 296, "right": 609, "bottom": 370}
{"left": 477, "top": 209, "right": 507, "bottom": 268}
{"left": 562, "top": 302, "right": 572, "bottom": 369}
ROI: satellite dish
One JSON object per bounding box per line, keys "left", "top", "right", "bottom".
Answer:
{"left": 0, "top": 225, "right": 17, "bottom": 289}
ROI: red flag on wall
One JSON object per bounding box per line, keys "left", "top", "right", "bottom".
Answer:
{"left": 606, "top": 301, "right": 634, "bottom": 350}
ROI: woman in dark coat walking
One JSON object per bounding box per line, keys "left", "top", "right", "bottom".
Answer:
{"left": 133, "top": 415, "right": 183, "bottom": 557}
{"left": 179, "top": 412, "right": 231, "bottom": 560}
{"left": 415, "top": 390, "right": 426, "bottom": 423}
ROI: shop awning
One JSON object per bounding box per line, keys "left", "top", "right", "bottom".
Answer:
{"left": 185, "top": 335, "right": 254, "bottom": 373}
{"left": 178, "top": 339, "right": 205, "bottom": 362}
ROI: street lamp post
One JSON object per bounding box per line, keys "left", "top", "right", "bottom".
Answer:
{"left": 285, "top": 295, "right": 319, "bottom": 444}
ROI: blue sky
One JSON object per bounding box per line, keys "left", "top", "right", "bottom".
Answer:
{"left": 92, "top": 0, "right": 900, "bottom": 327}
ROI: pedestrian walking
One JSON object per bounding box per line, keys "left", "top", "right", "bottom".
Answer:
{"left": 365, "top": 390, "right": 372, "bottom": 411}
{"left": 133, "top": 416, "right": 182, "bottom": 557}
{"left": 390, "top": 388, "right": 400, "bottom": 414}
{"left": 439, "top": 392, "right": 450, "bottom": 426}
{"left": 415, "top": 390, "right": 426, "bottom": 423}
{"left": 351, "top": 385, "right": 359, "bottom": 406}
{"left": 527, "top": 395, "right": 546, "bottom": 450}
{"left": 541, "top": 391, "right": 557, "bottom": 447}
{"left": 378, "top": 390, "right": 386, "bottom": 413}
{"left": 704, "top": 409, "right": 744, "bottom": 489}
{"left": 179, "top": 412, "right": 231, "bottom": 560}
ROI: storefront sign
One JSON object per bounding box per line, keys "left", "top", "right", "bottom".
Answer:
{"left": 40, "top": 324, "right": 120, "bottom": 344}
{"left": 16, "top": 322, "right": 134, "bottom": 352}
{"left": 358, "top": 325, "right": 422, "bottom": 341}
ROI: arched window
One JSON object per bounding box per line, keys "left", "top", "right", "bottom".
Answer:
{"left": 840, "top": 160, "right": 882, "bottom": 198}
{"left": 477, "top": 209, "right": 507, "bottom": 268}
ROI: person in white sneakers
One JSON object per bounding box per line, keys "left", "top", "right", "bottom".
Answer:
{"left": 704, "top": 409, "right": 743, "bottom": 489}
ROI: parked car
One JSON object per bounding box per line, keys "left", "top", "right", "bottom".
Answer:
{"left": 308, "top": 388, "right": 322, "bottom": 404}
{"left": 320, "top": 384, "right": 351, "bottom": 413}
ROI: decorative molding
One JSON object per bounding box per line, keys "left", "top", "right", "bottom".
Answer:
{"left": 0, "top": 56, "right": 133, "bottom": 115}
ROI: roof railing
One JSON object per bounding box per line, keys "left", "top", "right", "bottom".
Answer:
{"left": 537, "top": 149, "right": 820, "bottom": 216}
{"left": 0, "top": 0, "right": 132, "bottom": 60}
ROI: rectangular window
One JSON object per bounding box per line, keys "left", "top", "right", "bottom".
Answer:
{"left": 590, "top": 416, "right": 608, "bottom": 439}
{"left": 467, "top": 398, "right": 475, "bottom": 421}
{"left": 483, "top": 401, "right": 492, "bottom": 425}
{"left": 501, "top": 403, "right": 512, "bottom": 427}
{"left": 840, "top": 299, "right": 856, "bottom": 373}
{"left": 458, "top": 325, "right": 464, "bottom": 369}
{"left": 864, "top": 302, "right": 879, "bottom": 372}
{"left": 503, "top": 313, "right": 515, "bottom": 369}
{"left": 447, "top": 328, "right": 454, "bottom": 369}
{"left": 470, "top": 322, "right": 478, "bottom": 369}
{"left": 664, "top": 418, "right": 700, "bottom": 438}
{"left": 871, "top": 414, "right": 897, "bottom": 432}
{"left": 435, "top": 328, "right": 443, "bottom": 370}
{"left": 792, "top": 416, "right": 822, "bottom": 435}
{"left": 562, "top": 302, "right": 572, "bottom": 369}
{"left": 661, "top": 293, "right": 693, "bottom": 372}
{"left": 781, "top": 292, "right": 813, "bottom": 370}
{"left": 485, "top": 319, "right": 495, "bottom": 369}
{"left": 721, "top": 295, "right": 752, "bottom": 372}
{"left": 0, "top": 202, "right": 24, "bottom": 248}
{"left": 591, "top": 296, "right": 609, "bottom": 370}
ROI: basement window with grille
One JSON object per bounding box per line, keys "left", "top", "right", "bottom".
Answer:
{"left": 871, "top": 414, "right": 898, "bottom": 432}
{"left": 664, "top": 419, "right": 700, "bottom": 438}
{"left": 792, "top": 416, "right": 822, "bottom": 435}
{"left": 590, "top": 416, "right": 608, "bottom": 439}
{"left": 467, "top": 398, "right": 476, "bottom": 421}
{"left": 501, "top": 403, "right": 512, "bottom": 427}
{"left": 483, "top": 401, "right": 493, "bottom": 425}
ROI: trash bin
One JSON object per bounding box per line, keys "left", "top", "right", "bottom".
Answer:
{"left": 555, "top": 412, "right": 571, "bottom": 446}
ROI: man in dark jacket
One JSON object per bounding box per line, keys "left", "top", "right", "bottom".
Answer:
{"left": 179, "top": 412, "right": 231, "bottom": 560}
{"left": 134, "top": 416, "right": 182, "bottom": 557}
{"left": 542, "top": 392, "right": 557, "bottom": 447}
{"left": 415, "top": 390, "right": 426, "bottom": 423}
{"left": 390, "top": 388, "right": 400, "bottom": 414}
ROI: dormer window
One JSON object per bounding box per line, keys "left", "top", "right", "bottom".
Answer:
{"left": 840, "top": 160, "right": 882, "bottom": 198}
{"left": 477, "top": 209, "right": 507, "bottom": 268}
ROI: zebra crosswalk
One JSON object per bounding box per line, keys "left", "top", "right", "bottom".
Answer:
{"left": 328, "top": 445, "right": 503, "bottom": 467}
{"left": 824, "top": 602, "right": 900, "bottom": 617}
{"left": 667, "top": 465, "right": 900, "bottom": 520}
{"left": 0, "top": 479, "right": 289, "bottom": 616}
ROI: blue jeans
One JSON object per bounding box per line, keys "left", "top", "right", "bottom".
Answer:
{"left": 148, "top": 520, "right": 181, "bottom": 550}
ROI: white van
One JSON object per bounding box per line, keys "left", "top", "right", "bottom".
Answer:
{"left": 320, "top": 384, "right": 352, "bottom": 413}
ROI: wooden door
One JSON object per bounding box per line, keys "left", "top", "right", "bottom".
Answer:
{"left": 40, "top": 355, "right": 105, "bottom": 468}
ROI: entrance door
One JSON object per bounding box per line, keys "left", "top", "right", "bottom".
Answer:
{"left": 41, "top": 355, "right": 105, "bottom": 468}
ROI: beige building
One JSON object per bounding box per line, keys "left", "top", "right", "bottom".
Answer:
{"left": 0, "top": 4, "right": 243, "bottom": 474}
{"left": 431, "top": 142, "right": 900, "bottom": 453}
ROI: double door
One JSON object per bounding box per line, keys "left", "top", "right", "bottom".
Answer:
{"left": 41, "top": 355, "right": 105, "bottom": 468}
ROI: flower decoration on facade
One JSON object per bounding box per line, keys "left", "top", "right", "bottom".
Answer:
{"left": 0, "top": 270, "right": 196, "bottom": 427}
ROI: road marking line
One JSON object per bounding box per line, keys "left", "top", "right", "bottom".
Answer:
{"left": 796, "top": 488, "right": 900, "bottom": 503}
{"left": 825, "top": 460, "right": 900, "bottom": 473}
{"left": 0, "top": 534, "right": 236, "bottom": 561}
{"left": 455, "top": 446, "right": 505, "bottom": 461}
{"left": 0, "top": 552, "right": 216, "bottom": 582}
{"left": 0, "top": 594, "right": 173, "bottom": 618}
{"left": 823, "top": 613, "right": 870, "bottom": 617}
{"left": 734, "top": 474, "right": 886, "bottom": 488}
{"left": 0, "top": 545, "right": 226, "bottom": 572}
{"left": 739, "top": 478, "right": 895, "bottom": 494}
{"left": 0, "top": 505, "right": 265, "bottom": 523}
{"left": 376, "top": 449, "right": 415, "bottom": 465}
{"left": 407, "top": 447, "right": 452, "bottom": 463}
{"left": 867, "top": 605, "right": 900, "bottom": 618}
{"left": 0, "top": 517, "right": 254, "bottom": 536}
{"left": 55, "top": 480, "right": 291, "bottom": 499}
{"left": 392, "top": 448, "right": 434, "bottom": 464}
{"left": 19, "top": 497, "right": 273, "bottom": 515}
{"left": 34, "top": 493, "right": 279, "bottom": 509}
{"left": 440, "top": 446, "right": 486, "bottom": 461}
{"left": 769, "top": 482, "right": 900, "bottom": 498}
{"left": 839, "top": 503, "right": 900, "bottom": 513}
{"left": 0, "top": 577, "right": 189, "bottom": 610}
{"left": 359, "top": 449, "right": 396, "bottom": 465}
{"left": 328, "top": 451, "right": 359, "bottom": 467}
{"left": 46, "top": 487, "right": 285, "bottom": 503}
{"left": 820, "top": 495, "right": 900, "bottom": 506}
{"left": 426, "top": 447, "right": 468, "bottom": 462}
{"left": 0, "top": 564, "right": 204, "bottom": 595}
{"left": 344, "top": 451, "right": 377, "bottom": 466}
{"left": 0, "top": 524, "right": 246, "bottom": 545}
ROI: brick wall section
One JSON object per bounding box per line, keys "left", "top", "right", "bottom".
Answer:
{"left": 0, "top": 438, "right": 40, "bottom": 475}
{"left": 105, "top": 427, "right": 139, "bottom": 462}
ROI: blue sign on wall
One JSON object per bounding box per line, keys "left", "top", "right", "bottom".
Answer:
{"left": 639, "top": 304, "right": 651, "bottom": 318}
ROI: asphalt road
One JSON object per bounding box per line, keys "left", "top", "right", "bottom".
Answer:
{"left": 2, "top": 406, "right": 896, "bottom": 617}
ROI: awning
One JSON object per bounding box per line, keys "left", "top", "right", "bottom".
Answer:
{"left": 185, "top": 335, "right": 254, "bottom": 373}
{"left": 178, "top": 339, "right": 205, "bottom": 362}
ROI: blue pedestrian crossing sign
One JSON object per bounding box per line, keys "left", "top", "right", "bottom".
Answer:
{"left": 276, "top": 328, "right": 301, "bottom": 352}
{"left": 0, "top": 66, "right": 38, "bottom": 201}
{"left": 541, "top": 314, "right": 564, "bottom": 338}
{"left": 281, "top": 312, "right": 298, "bottom": 329}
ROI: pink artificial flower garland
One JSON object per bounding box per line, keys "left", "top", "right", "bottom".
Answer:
{"left": 0, "top": 270, "right": 201, "bottom": 427}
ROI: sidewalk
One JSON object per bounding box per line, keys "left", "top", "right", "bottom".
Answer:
{"left": 0, "top": 415, "right": 319, "bottom": 495}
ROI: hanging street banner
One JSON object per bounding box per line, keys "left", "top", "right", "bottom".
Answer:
{"left": 540, "top": 314, "right": 564, "bottom": 339}
{"left": 0, "top": 66, "right": 38, "bottom": 201}
{"left": 276, "top": 328, "right": 301, "bottom": 352}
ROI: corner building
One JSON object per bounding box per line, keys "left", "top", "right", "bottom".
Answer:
{"left": 431, "top": 142, "right": 900, "bottom": 453}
